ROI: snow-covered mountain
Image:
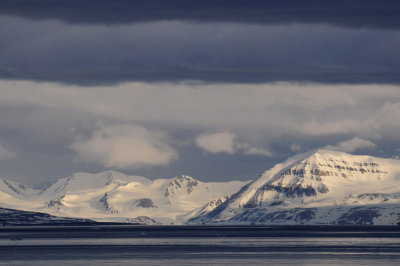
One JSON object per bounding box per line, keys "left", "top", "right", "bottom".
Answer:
{"left": 1, "top": 150, "right": 400, "bottom": 225}
{"left": 188, "top": 150, "right": 400, "bottom": 225}
{"left": 0, "top": 171, "right": 247, "bottom": 224}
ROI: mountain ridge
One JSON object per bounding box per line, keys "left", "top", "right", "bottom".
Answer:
{"left": 1, "top": 150, "right": 400, "bottom": 225}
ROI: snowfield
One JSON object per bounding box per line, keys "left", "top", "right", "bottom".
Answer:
{"left": 2, "top": 150, "right": 400, "bottom": 225}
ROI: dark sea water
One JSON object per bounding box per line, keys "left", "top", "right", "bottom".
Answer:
{"left": 1, "top": 225, "right": 400, "bottom": 265}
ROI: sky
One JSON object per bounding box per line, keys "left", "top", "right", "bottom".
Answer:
{"left": 0, "top": 0, "right": 400, "bottom": 186}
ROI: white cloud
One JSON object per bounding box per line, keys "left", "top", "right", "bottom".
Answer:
{"left": 69, "top": 124, "right": 178, "bottom": 169}
{"left": 195, "top": 131, "right": 236, "bottom": 154}
{"left": 195, "top": 131, "right": 273, "bottom": 157}
{"left": 0, "top": 144, "right": 16, "bottom": 160}
{"left": 324, "top": 137, "right": 376, "bottom": 153}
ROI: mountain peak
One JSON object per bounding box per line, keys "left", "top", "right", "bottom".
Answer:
{"left": 259, "top": 150, "right": 389, "bottom": 193}
{"left": 288, "top": 149, "right": 357, "bottom": 165}
{"left": 165, "top": 175, "right": 200, "bottom": 198}
{"left": 172, "top": 174, "right": 198, "bottom": 182}
{"left": 198, "top": 150, "right": 400, "bottom": 222}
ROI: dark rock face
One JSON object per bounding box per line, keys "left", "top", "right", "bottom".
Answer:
{"left": 229, "top": 208, "right": 317, "bottom": 224}
{"left": 310, "top": 168, "right": 331, "bottom": 176}
{"left": 134, "top": 198, "right": 158, "bottom": 208}
{"left": 269, "top": 201, "right": 284, "bottom": 206}
{"left": 100, "top": 193, "right": 119, "bottom": 214}
{"left": 126, "top": 216, "right": 161, "bottom": 225}
{"left": 0, "top": 207, "right": 97, "bottom": 226}
{"left": 318, "top": 184, "right": 329, "bottom": 194}
{"left": 357, "top": 193, "right": 390, "bottom": 200}
{"left": 279, "top": 160, "right": 387, "bottom": 182}
{"left": 263, "top": 184, "right": 317, "bottom": 198}
{"left": 281, "top": 168, "right": 305, "bottom": 177}
{"left": 165, "top": 175, "right": 199, "bottom": 197}
{"left": 337, "top": 207, "right": 380, "bottom": 225}
{"left": 105, "top": 172, "right": 116, "bottom": 185}
{"left": 46, "top": 196, "right": 65, "bottom": 208}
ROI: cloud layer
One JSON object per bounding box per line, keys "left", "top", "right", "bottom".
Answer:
{"left": 0, "top": 80, "right": 399, "bottom": 184}
{"left": 1, "top": 17, "right": 400, "bottom": 84}
{"left": 2, "top": 80, "right": 399, "bottom": 140}
{"left": 2, "top": 0, "right": 399, "bottom": 29}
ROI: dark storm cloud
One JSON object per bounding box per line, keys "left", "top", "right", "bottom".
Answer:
{"left": 1, "top": 0, "right": 400, "bottom": 30}
{"left": 1, "top": 17, "right": 400, "bottom": 84}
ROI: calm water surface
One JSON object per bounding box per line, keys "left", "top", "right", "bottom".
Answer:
{"left": 1, "top": 226, "right": 400, "bottom": 265}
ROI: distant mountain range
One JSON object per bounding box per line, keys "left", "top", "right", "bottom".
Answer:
{"left": 1, "top": 150, "right": 400, "bottom": 225}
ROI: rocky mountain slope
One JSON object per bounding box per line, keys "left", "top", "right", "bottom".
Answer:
{"left": 1, "top": 150, "right": 400, "bottom": 225}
